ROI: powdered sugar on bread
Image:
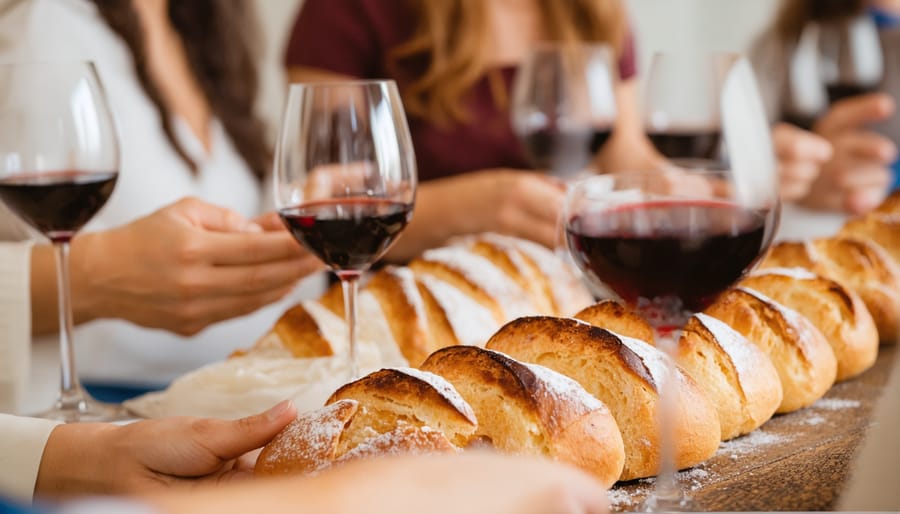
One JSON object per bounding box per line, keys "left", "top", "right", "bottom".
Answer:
{"left": 616, "top": 333, "right": 678, "bottom": 390}
{"left": 693, "top": 313, "right": 760, "bottom": 386}
{"left": 518, "top": 359, "right": 606, "bottom": 412}
{"left": 392, "top": 367, "right": 477, "bottom": 422}
{"left": 752, "top": 267, "right": 818, "bottom": 280}
{"left": 420, "top": 247, "right": 538, "bottom": 319}
{"left": 735, "top": 287, "right": 818, "bottom": 361}
{"left": 417, "top": 274, "right": 498, "bottom": 347}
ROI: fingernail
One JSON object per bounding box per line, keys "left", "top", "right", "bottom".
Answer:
{"left": 243, "top": 222, "right": 263, "bottom": 234}
{"left": 266, "top": 399, "right": 294, "bottom": 421}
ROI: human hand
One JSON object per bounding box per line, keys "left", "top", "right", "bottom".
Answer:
{"left": 35, "top": 400, "right": 298, "bottom": 498}
{"left": 448, "top": 169, "right": 566, "bottom": 248}
{"left": 771, "top": 122, "right": 833, "bottom": 201}
{"left": 71, "top": 197, "right": 323, "bottom": 335}
{"left": 805, "top": 93, "right": 897, "bottom": 213}
{"left": 150, "top": 452, "right": 609, "bottom": 514}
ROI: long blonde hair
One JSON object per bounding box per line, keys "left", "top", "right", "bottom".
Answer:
{"left": 389, "top": 0, "right": 626, "bottom": 125}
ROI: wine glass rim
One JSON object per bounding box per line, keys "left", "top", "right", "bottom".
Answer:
{"left": 0, "top": 59, "right": 98, "bottom": 70}
{"left": 286, "top": 79, "right": 399, "bottom": 91}
{"left": 577, "top": 168, "right": 730, "bottom": 181}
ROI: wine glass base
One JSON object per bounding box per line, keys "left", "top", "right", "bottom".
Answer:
{"left": 641, "top": 490, "right": 695, "bottom": 513}
{"left": 34, "top": 396, "right": 136, "bottom": 423}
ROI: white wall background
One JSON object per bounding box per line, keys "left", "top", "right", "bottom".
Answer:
{"left": 253, "top": 0, "right": 784, "bottom": 132}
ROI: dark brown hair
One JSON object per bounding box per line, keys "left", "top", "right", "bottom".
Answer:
{"left": 92, "top": 0, "right": 270, "bottom": 180}
{"left": 389, "top": 0, "right": 626, "bottom": 125}
{"left": 773, "top": 0, "right": 867, "bottom": 42}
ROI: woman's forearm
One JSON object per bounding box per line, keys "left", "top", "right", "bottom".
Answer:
{"left": 387, "top": 178, "right": 475, "bottom": 261}
{"left": 596, "top": 79, "right": 665, "bottom": 173}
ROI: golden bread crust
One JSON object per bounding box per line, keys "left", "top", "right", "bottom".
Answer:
{"left": 485, "top": 316, "right": 720, "bottom": 481}
{"left": 271, "top": 303, "right": 336, "bottom": 358}
{"left": 704, "top": 288, "right": 837, "bottom": 413}
{"left": 741, "top": 269, "right": 879, "bottom": 381}
{"left": 761, "top": 238, "right": 900, "bottom": 342}
{"left": 574, "top": 301, "right": 656, "bottom": 344}
{"left": 364, "top": 267, "right": 432, "bottom": 366}
{"left": 255, "top": 399, "right": 358, "bottom": 476}
{"left": 327, "top": 368, "right": 477, "bottom": 448}
{"left": 841, "top": 215, "right": 900, "bottom": 266}
{"left": 678, "top": 314, "right": 782, "bottom": 440}
{"left": 420, "top": 345, "right": 625, "bottom": 487}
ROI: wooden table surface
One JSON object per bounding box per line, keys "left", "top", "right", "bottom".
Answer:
{"left": 608, "top": 344, "right": 897, "bottom": 512}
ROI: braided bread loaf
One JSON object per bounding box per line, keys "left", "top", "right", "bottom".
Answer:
{"left": 254, "top": 193, "right": 900, "bottom": 485}
{"left": 573, "top": 301, "right": 781, "bottom": 441}
{"left": 760, "top": 237, "right": 900, "bottom": 342}
{"left": 484, "top": 316, "right": 721, "bottom": 481}
{"left": 420, "top": 346, "right": 626, "bottom": 487}
{"left": 245, "top": 234, "right": 592, "bottom": 367}
{"left": 255, "top": 368, "right": 474, "bottom": 477}
{"left": 740, "top": 268, "right": 879, "bottom": 381}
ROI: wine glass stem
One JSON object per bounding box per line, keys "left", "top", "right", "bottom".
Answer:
{"left": 340, "top": 274, "right": 360, "bottom": 381}
{"left": 645, "top": 327, "right": 690, "bottom": 512}
{"left": 53, "top": 241, "right": 86, "bottom": 408}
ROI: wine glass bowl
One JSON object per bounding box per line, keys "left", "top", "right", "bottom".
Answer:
{"left": 571, "top": 52, "right": 779, "bottom": 510}
{"left": 644, "top": 53, "right": 727, "bottom": 171}
{"left": 0, "top": 61, "right": 125, "bottom": 422}
{"left": 511, "top": 42, "right": 617, "bottom": 178}
{"left": 819, "top": 13, "right": 884, "bottom": 103}
{"left": 275, "top": 80, "right": 416, "bottom": 379}
{"left": 783, "top": 13, "right": 885, "bottom": 129}
{"left": 565, "top": 170, "right": 775, "bottom": 326}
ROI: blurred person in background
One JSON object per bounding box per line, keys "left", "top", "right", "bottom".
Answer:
{"left": 284, "top": 0, "right": 843, "bottom": 256}
{"left": 752, "top": 0, "right": 900, "bottom": 214}
{"left": 0, "top": 0, "right": 323, "bottom": 401}
{"left": 285, "top": 0, "right": 662, "bottom": 258}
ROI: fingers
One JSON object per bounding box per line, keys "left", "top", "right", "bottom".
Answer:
{"left": 173, "top": 284, "right": 296, "bottom": 335}
{"left": 202, "top": 232, "right": 308, "bottom": 266}
{"left": 772, "top": 123, "right": 833, "bottom": 163}
{"left": 814, "top": 93, "right": 895, "bottom": 137}
{"left": 833, "top": 131, "right": 897, "bottom": 163}
{"left": 509, "top": 175, "right": 565, "bottom": 247}
{"left": 252, "top": 211, "right": 288, "bottom": 232}
{"left": 846, "top": 186, "right": 891, "bottom": 215}
{"left": 173, "top": 197, "right": 263, "bottom": 234}
{"left": 196, "top": 400, "right": 297, "bottom": 461}
{"left": 780, "top": 170, "right": 817, "bottom": 201}
{"left": 185, "top": 254, "right": 321, "bottom": 297}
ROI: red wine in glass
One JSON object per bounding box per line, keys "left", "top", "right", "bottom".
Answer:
{"left": 589, "top": 128, "right": 614, "bottom": 154}
{"left": 0, "top": 170, "right": 117, "bottom": 243}
{"left": 782, "top": 111, "right": 819, "bottom": 131}
{"left": 826, "top": 82, "right": 879, "bottom": 104}
{"left": 519, "top": 126, "right": 607, "bottom": 176}
{"left": 566, "top": 201, "right": 768, "bottom": 312}
{"left": 279, "top": 198, "right": 412, "bottom": 275}
{"left": 647, "top": 130, "right": 722, "bottom": 163}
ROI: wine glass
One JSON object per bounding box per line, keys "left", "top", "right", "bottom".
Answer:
{"left": 568, "top": 53, "right": 780, "bottom": 510}
{"left": 511, "top": 42, "right": 618, "bottom": 180}
{"left": 819, "top": 13, "right": 884, "bottom": 104}
{"left": 0, "top": 61, "right": 127, "bottom": 422}
{"left": 644, "top": 53, "right": 729, "bottom": 171}
{"left": 275, "top": 80, "right": 416, "bottom": 380}
{"left": 782, "top": 22, "right": 830, "bottom": 129}
{"left": 783, "top": 14, "right": 884, "bottom": 129}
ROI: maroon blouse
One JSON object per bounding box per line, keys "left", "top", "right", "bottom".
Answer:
{"left": 285, "top": 0, "right": 637, "bottom": 183}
